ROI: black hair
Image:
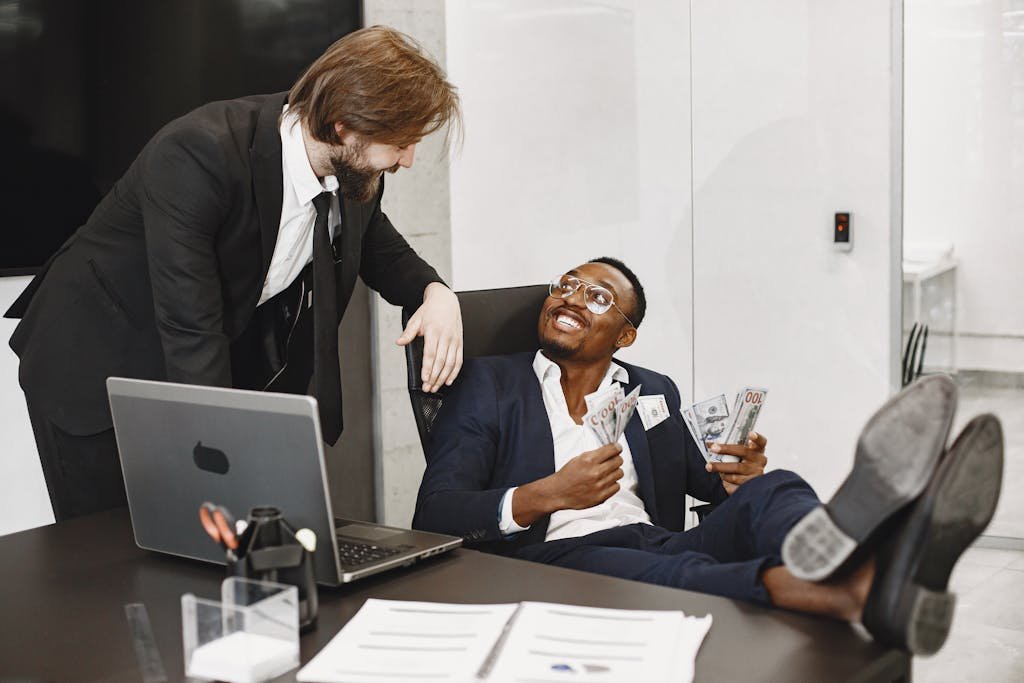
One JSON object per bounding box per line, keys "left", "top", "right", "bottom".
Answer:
{"left": 588, "top": 256, "right": 646, "bottom": 328}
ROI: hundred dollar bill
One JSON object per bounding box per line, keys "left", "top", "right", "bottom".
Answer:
{"left": 637, "top": 394, "right": 670, "bottom": 430}
{"left": 605, "top": 384, "right": 625, "bottom": 442}
{"left": 692, "top": 394, "right": 730, "bottom": 444}
{"left": 615, "top": 385, "right": 643, "bottom": 441}
{"left": 719, "top": 387, "right": 768, "bottom": 448}
{"left": 584, "top": 384, "right": 623, "bottom": 444}
{"left": 681, "top": 406, "right": 710, "bottom": 461}
{"left": 693, "top": 393, "right": 740, "bottom": 463}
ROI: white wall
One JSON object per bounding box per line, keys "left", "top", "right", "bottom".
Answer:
{"left": 904, "top": 0, "right": 1024, "bottom": 373}
{"left": 0, "top": 277, "right": 54, "bottom": 536}
{"left": 447, "top": 0, "right": 695, "bottom": 389}
{"left": 690, "top": 0, "right": 900, "bottom": 500}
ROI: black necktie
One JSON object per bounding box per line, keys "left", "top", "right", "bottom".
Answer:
{"left": 312, "top": 192, "right": 343, "bottom": 444}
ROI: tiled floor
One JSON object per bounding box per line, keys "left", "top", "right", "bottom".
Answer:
{"left": 898, "top": 372, "right": 1024, "bottom": 680}
{"left": 954, "top": 379, "right": 1024, "bottom": 539}
{"left": 914, "top": 546, "right": 1024, "bottom": 681}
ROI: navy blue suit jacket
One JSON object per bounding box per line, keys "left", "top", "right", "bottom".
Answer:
{"left": 413, "top": 352, "right": 728, "bottom": 556}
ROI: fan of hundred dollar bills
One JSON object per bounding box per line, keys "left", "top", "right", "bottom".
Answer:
{"left": 681, "top": 388, "right": 768, "bottom": 463}
{"left": 583, "top": 383, "right": 643, "bottom": 445}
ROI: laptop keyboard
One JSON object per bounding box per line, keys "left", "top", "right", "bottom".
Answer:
{"left": 336, "top": 537, "right": 415, "bottom": 569}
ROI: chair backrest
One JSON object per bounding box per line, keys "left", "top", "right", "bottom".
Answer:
{"left": 402, "top": 284, "right": 549, "bottom": 454}
{"left": 901, "top": 322, "right": 930, "bottom": 387}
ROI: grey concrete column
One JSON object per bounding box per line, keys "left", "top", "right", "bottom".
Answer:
{"left": 363, "top": 0, "right": 452, "bottom": 526}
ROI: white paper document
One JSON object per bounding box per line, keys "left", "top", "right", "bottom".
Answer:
{"left": 486, "top": 602, "right": 711, "bottom": 683}
{"left": 296, "top": 599, "right": 518, "bottom": 683}
{"left": 298, "top": 599, "right": 712, "bottom": 683}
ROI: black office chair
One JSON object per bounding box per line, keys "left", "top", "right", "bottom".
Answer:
{"left": 401, "top": 284, "right": 549, "bottom": 454}
{"left": 901, "top": 322, "right": 929, "bottom": 387}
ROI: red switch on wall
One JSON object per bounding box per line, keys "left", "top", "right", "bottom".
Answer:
{"left": 834, "top": 212, "right": 851, "bottom": 251}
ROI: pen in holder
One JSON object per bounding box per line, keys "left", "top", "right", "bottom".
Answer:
{"left": 228, "top": 506, "right": 318, "bottom": 633}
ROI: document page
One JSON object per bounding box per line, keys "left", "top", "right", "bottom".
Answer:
{"left": 485, "top": 602, "right": 712, "bottom": 683}
{"left": 297, "top": 599, "right": 518, "bottom": 683}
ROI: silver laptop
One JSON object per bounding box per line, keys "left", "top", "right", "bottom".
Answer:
{"left": 107, "top": 377, "right": 461, "bottom": 586}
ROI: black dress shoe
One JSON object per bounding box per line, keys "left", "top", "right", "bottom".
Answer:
{"left": 862, "top": 413, "right": 1003, "bottom": 655}
{"left": 782, "top": 375, "right": 957, "bottom": 581}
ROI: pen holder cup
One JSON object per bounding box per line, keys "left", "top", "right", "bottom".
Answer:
{"left": 182, "top": 577, "right": 299, "bottom": 683}
{"left": 228, "top": 506, "right": 318, "bottom": 632}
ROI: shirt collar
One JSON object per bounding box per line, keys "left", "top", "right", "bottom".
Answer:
{"left": 532, "top": 349, "right": 629, "bottom": 387}
{"left": 280, "top": 106, "right": 339, "bottom": 203}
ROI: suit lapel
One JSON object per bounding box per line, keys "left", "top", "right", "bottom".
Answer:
{"left": 623, "top": 381, "right": 658, "bottom": 523}
{"left": 250, "top": 93, "right": 288, "bottom": 290}
{"left": 520, "top": 370, "right": 557, "bottom": 482}
{"left": 516, "top": 356, "right": 556, "bottom": 544}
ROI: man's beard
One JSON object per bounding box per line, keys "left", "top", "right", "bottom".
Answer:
{"left": 539, "top": 330, "right": 579, "bottom": 360}
{"left": 329, "top": 141, "right": 384, "bottom": 203}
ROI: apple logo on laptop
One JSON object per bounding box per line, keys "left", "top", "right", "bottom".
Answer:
{"left": 193, "top": 441, "right": 230, "bottom": 474}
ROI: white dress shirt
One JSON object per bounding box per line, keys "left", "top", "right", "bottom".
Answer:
{"left": 498, "top": 350, "right": 653, "bottom": 541}
{"left": 257, "top": 106, "right": 342, "bottom": 306}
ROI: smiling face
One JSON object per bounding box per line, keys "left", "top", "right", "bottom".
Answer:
{"left": 328, "top": 124, "right": 419, "bottom": 201}
{"left": 538, "top": 261, "right": 637, "bottom": 363}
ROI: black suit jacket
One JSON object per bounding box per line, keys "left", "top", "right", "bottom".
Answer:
{"left": 6, "top": 93, "right": 442, "bottom": 434}
{"left": 413, "top": 353, "right": 728, "bottom": 555}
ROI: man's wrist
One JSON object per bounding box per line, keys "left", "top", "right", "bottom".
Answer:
{"left": 499, "top": 487, "right": 529, "bottom": 535}
{"left": 423, "top": 281, "right": 449, "bottom": 299}
{"left": 513, "top": 476, "right": 558, "bottom": 527}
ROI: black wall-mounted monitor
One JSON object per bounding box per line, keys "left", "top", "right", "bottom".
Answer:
{"left": 0, "top": 0, "right": 362, "bottom": 276}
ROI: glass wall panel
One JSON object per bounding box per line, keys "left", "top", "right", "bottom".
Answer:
{"left": 905, "top": 0, "right": 1024, "bottom": 540}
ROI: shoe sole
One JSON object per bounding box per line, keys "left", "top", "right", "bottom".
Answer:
{"left": 894, "top": 414, "right": 1003, "bottom": 655}
{"left": 782, "top": 375, "right": 957, "bottom": 581}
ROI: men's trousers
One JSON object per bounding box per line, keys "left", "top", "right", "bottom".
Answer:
{"left": 25, "top": 397, "right": 126, "bottom": 522}
{"left": 514, "top": 470, "right": 819, "bottom": 605}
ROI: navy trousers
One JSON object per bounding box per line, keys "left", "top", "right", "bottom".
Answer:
{"left": 514, "top": 470, "right": 820, "bottom": 605}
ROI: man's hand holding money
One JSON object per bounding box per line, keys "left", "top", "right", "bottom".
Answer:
{"left": 705, "top": 431, "right": 769, "bottom": 495}
{"left": 512, "top": 443, "right": 624, "bottom": 527}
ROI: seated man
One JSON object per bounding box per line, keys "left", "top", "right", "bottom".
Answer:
{"left": 413, "top": 257, "right": 1003, "bottom": 654}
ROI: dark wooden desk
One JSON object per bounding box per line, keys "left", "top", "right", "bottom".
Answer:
{"left": 0, "top": 510, "right": 909, "bottom": 682}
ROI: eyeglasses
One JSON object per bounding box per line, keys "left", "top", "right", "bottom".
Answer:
{"left": 548, "top": 274, "right": 636, "bottom": 327}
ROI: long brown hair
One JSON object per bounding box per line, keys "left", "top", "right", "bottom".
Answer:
{"left": 288, "top": 25, "right": 461, "bottom": 148}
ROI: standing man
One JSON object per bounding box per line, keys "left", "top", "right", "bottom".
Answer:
{"left": 5, "top": 26, "right": 464, "bottom": 521}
